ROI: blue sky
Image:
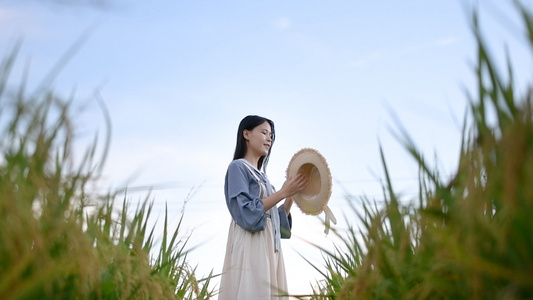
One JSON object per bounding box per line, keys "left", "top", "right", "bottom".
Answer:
{"left": 2, "top": 0, "right": 532, "bottom": 295}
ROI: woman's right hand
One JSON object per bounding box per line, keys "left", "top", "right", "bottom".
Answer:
{"left": 281, "top": 173, "right": 308, "bottom": 198}
{"left": 262, "top": 173, "right": 308, "bottom": 211}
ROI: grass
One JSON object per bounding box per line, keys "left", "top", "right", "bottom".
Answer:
{"left": 0, "top": 44, "right": 216, "bottom": 299}
{"left": 303, "top": 2, "right": 533, "bottom": 300}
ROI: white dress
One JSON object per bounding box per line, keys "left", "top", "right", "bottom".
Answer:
{"left": 218, "top": 160, "right": 290, "bottom": 300}
{"left": 218, "top": 219, "right": 288, "bottom": 299}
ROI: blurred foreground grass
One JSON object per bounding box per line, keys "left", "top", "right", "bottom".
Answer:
{"left": 0, "top": 46, "right": 216, "bottom": 299}
{"left": 305, "top": 3, "right": 533, "bottom": 300}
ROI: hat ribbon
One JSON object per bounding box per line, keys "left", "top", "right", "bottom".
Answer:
{"left": 323, "top": 205, "right": 337, "bottom": 235}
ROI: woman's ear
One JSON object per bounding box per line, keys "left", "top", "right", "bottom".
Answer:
{"left": 243, "top": 129, "right": 250, "bottom": 141}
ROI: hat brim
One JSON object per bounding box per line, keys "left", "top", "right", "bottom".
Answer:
{"left": 286, "top": 148, "right": 332, "bottom": 215}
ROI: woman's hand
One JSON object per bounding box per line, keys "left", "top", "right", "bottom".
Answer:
{"left": 281, "top": 174, "right": 306, "bottom": 213}
{"left": 280, "top": 173, "right": 308, "bottom": 199}
{"left": 262, "top": 173, "right": 307, "bottom": 211}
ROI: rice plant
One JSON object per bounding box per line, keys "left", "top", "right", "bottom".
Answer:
{"left": 0, "top": 44, "right": 216, "bottom": 299}
{"left": 304, "top": 3, "right": 533, "bottom": 299}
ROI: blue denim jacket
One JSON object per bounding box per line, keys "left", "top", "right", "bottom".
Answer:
{"left": 224, "top": 159, "right": 292, "bottom": 239}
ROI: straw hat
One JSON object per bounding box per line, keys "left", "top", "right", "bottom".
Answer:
{"left": 286, "top": 148, "right": 337, "bottom": 234}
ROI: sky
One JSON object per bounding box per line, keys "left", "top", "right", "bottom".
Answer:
{"left": 1, "top": 0, "right": 533, "bottom": 296}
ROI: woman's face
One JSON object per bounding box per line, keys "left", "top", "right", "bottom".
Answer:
{"left": 244, "top": 121, "right": 273, "bottom": 158}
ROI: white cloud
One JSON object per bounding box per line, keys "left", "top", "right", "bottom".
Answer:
{"left": 403, "top": 36, "right": 459, "bottom": 54}
{"left": 0, "top": 7, "right": 19, "bottom": 26}
{"left": 349, "top": 36, "right": 459, "bottom": 67}
{"left": 273, "top": 17, "right": 292, "bottom": 31}
{"left": 0, "top": 5, "right": 49, "bottom": 40}
{"left": 435, "top": 36, "right": 458, "bottom": 46}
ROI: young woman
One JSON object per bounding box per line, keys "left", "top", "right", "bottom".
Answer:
{"left": 218, "top": 115, "right": 307, "bottom": 300}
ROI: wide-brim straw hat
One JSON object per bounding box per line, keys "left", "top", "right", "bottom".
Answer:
{"left": 286, "top": 148, "right": 337, "bottom": 234}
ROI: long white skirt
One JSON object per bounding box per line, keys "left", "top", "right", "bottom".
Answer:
{"left": 218, "top": 219, "right": 288, "bottom": 300}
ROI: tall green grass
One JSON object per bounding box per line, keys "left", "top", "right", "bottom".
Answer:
{"left": 0, "top": 46, "right": 215, "bottom": 299}
{"left": 305, "top": 3, "right": 533, "bottom": 300}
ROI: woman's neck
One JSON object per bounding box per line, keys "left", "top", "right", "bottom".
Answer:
{"left": 243, "top": 153, "right": 260, "bottom": 169}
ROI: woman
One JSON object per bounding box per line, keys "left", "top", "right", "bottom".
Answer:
{"left": 218, "top": 115, "right": 307, "bottom": 300}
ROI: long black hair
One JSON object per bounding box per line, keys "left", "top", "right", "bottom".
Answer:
{"left": 233, "top": 115, "right": 275, "bottom": 172}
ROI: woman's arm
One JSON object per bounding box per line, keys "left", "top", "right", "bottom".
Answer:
{"left": 283, "top": 196, "right": 293, "bottom": 214}
{"left": 262, "top": 173, "right": 307, "bottom": 210}
{"left": 225, "top": 161, "right": 267, "bottom": 232}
